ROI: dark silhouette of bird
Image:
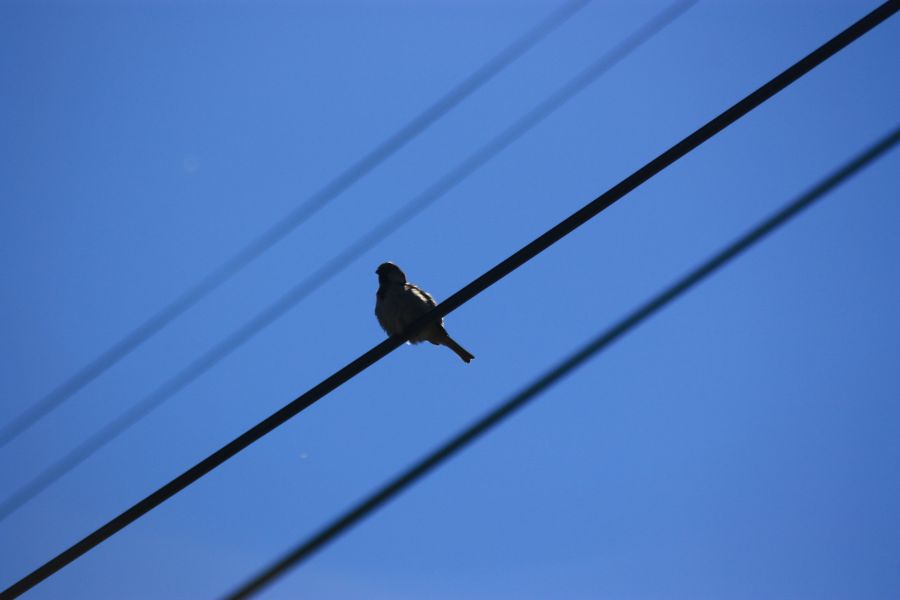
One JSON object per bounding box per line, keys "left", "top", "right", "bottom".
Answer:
{"left": 374, "top": 262, "right": 474, "bottom": 363}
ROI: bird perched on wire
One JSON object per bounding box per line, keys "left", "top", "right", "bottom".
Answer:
{"left": 375, "top": 262, "right": 474, "bottom": 363}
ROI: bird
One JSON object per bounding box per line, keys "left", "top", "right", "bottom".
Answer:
{"left": 375, "top": 262, "right": 474, "bottom": 363}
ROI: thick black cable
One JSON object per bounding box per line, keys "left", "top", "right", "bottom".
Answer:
{"left": 0, "top": 0, "right": 696, "bottom": 524}
{"left": 223, "top": 125, "right": 900, "bottom": 600}
{"left": 2, "top": 3, "right": 895, "bottom": 598}
{"left": 0, "top": 0, "right": 590, "bottom": 449}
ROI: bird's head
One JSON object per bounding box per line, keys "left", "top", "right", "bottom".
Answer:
{"left": 376, "top": 262, "right": 407, "bottom": 285}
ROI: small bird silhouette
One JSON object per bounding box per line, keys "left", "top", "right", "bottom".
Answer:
{"left": 374, "top": 262, "right": 474, "bottom": 363}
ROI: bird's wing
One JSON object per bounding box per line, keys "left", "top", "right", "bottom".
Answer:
{"left": 405, "top": 283, "right": 437, "bottom": 308}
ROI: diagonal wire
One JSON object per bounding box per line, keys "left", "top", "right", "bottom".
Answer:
{"left": 222, "top": 123, "right": 900, "bottom": 600}
{"left": 0, "top": 0, "right": 696, "bottom": 524}
{"left": 0, "top": 0, "right": 590, "bottom": 449}
{"left": 3, "top": 3, "right": 896, "bottom": 598}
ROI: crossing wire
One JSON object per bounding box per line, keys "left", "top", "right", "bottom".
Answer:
{"left": 2, "top": 2, "right": 896, "bottom": 598}
{"left": 0, "top": 0, "right": 697, "bottom": 524}
{"left": 223, "top": 123, "right": 900, "bottom": 600}
{"left": 0, "top": 0, "right": 590, "bottom": 449}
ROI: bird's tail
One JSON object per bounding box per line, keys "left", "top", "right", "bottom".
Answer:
{"left": 442, "top": 335, "right": 474, "bottom": 363}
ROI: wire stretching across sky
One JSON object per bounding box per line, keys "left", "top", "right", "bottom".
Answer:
{"left": 0, "top": 0, "right": 590, "bottom": 449}
{"left": 4, "top": 4, "right": 895, "bottom": 597}
{"left": 222, "top": 123, "right": 900, "bottom": 600}
{"left": 0, "top": 0, "right": 696, "bottom": 524}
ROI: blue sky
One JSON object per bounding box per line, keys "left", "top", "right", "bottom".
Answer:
{"left": 1, "top": 1, "right": 898, "bottom": 598}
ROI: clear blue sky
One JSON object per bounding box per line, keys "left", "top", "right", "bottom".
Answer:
{"left": 2, "top": 1, "right": 898, "bottom": 598}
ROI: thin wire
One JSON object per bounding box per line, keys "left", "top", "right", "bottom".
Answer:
{"left": 0, "top": 0, "right": 590, "bottom": 449}
{"left": 3, "top": 3, "right": 895, "bottom": 598}
{"left": 222, "top": 124, "right": 900, "bottom": 600}
{"left": 0, "top": 0, "right": 696, "bottom": 524}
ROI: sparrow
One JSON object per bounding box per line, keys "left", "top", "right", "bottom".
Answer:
{"left": 375, "top": 262, "right": 474, "bottom": 363}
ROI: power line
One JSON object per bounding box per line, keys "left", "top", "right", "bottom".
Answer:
{"left": 2, "top": 3, "right": 895, "bottom": 598}
{"left": 0, "top": 0, "right": 590, "bottom": 449}
{"left": 222, "top": 124, "right": 900, "bottom": 600}
{"left": 0, "top": 0, "right": 696, "bottom": 524}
